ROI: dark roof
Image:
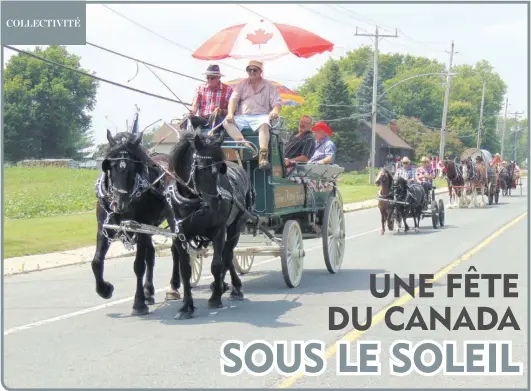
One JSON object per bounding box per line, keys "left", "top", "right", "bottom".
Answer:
{"left": 360, "top": 120, "right": 414, "bottom": 150}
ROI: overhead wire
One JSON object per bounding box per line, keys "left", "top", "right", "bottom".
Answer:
{"left": 3, "top": 45, "right": 193, "bottom": 106}
{"left": 86, "top": 42, "right": 204, "bottom": 83}
{"left": 101, "top": 4, "right": 303, "bottom": 84}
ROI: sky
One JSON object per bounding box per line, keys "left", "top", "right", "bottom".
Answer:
{"left": 2, "top": 1, "right": 528, "bottom": 148}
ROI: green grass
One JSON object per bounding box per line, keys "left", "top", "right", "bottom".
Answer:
{"left": 3, "top": 168, "right": 449, "bottom": 258}
{"left": 5, "top": 167, "right": 99, "bottom": 219}
{"left": 4, "top": 213, "right": 97, "bottom": 258}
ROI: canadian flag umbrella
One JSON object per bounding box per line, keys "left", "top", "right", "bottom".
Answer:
{"left": 192, "top": 20, "right": 334, "bottom": 61}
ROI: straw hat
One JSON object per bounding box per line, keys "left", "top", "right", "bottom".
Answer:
{"left": 420, "top": 156, "right": 430, "bottom": 163}
{"left": 246, "top": 60, "right": 263, "bottom": 71}
{"left": 401, "top": 157, "right": 411, "bottom": 164}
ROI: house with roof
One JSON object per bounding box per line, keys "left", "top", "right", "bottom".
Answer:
{"left": 358, "top": 119, "right": 414, "bottom": 168}
{"left": 150, "top": 120, "right": 182, "bottom": 154}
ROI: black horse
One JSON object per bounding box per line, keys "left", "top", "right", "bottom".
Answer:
{"left": 166, "top": 130, "right": 254, "bottom": 320}
{"left": 91, "top": 130, "right": 177, "bottom": 315}
{"left": 500, "top": 162, "right": 515, "bottom": 196}
{"left": 392, "top": 176, "right": 425, "bottom": 233}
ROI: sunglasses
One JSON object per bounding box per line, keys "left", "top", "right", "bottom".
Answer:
{"left": 246, "top": 68, "right": 260, "bottom": 73}
{"left": 206, "top": 76, "right": 219, "bottom": 80}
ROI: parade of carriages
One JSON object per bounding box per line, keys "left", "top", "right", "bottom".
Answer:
{"left": 89, "top": 19, "right": 524, "bottom": 319}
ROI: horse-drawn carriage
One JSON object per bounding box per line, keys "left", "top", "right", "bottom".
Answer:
{"left": 376, "top": 168, "right": 445, "bottom": 233}
{"left": 103, "top": 117, "right": 346, "bottom": 289}
{"left": 460, "top": 148, "right": 499, "bottom": 205}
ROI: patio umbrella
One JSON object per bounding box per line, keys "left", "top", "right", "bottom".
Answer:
{"left": 192, "top": 20, "right": 334, "bottom": 61}
{"left": 225, "top": 78, "right": 305, "bottom": 106}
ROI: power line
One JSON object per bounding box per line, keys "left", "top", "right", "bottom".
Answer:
{"left": 237, "top": 4, "right": 273, "bottom": 22}
{"left": 3, "top": 45, "right": 193, "bottom": 106}
{"left": 102, "top": 4, "right": 302, "bottom": 84}
{"left": 86, "top": 42, "right": 204, "bottom": 83}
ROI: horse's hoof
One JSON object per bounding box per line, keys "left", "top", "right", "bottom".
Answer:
{"left": 229, "top": 290, "right": 244, "bottom": 301}
{"left": 208, "top": 299, "right": 223, "bottom": 309}
{"left": 97, "top": 282, "right": 114, "bottom": 300}
{"left": 145, "top": 296, "right": 156, "bottom": 305}
{"left": 174, "top": 311, "right": 194, "bottom": 320}
{"left": 165, "top": 290, "right": 181, "bottom": 301}
{"left": 131, "top": 305, "right": 149, "bottom": 316}
{"left": 415, "top": 228, "right": 419, "bottom": 233}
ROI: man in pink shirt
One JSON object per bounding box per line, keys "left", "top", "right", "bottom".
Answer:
{"left": 222, "top": 60, "right": 283, "bottom": 169}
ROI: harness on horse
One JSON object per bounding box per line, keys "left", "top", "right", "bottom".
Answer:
{"left": 96, "top": 151, "right": 176, "bottom": 250}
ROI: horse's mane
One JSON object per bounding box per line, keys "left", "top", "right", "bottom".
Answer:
{"left": 380, "top": 167, "right": 393, "bottom": 182}
{"left": 169, "top": 130, "right": 195, "bottom": 177}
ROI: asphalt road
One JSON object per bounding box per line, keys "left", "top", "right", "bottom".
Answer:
{"left": 3, "top": 183, "right": 529, "bottom": 389}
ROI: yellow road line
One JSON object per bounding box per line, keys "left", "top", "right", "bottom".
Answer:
{"left": 277, "top": 211, "right": 528, "bottom": 388}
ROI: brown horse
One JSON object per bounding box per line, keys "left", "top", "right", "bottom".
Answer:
{"left": 375, "top": 168, "right": 395, "bottom": 235}
{"left": 462, "top": 157, "right": 487, "bottom": 208}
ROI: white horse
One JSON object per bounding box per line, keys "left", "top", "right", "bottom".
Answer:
{"left": 461, "top": 158, "right": 487, "bottom": 208}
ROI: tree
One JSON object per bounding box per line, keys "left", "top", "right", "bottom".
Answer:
{"left": 317, "top": 61, "right": 369, "bottom": 163}
{"left": 4, "top": 45, "right": 98, "bottom": 162}
{"left": 395, "top": 116, "right": 464, "bottom": 160}
{"left": 355, "top": 63, "right": 393, "bottom": 124}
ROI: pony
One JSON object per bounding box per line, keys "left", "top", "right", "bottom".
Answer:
{"left": 461, "top": 157, "right": 487, "bottom": 208}
{"left": 392, "top": 176, "right": 425, "bottom": 233}
{"left": 375, "top": 168, "right": 395, "bottom": 234}
{"left": 166, "top": 130, "right": 254, "bottom": 320}
{"left": 438, "top": 159, "right": 467, "bottom": 208}
{"left": 91, "top": 130, "right": 177, "bottom": 315}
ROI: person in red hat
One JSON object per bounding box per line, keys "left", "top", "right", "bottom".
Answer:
{"left": 308, "top": 121, "right": 336, "bottom": 165}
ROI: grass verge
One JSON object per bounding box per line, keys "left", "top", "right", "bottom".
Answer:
{"left": 3, "top": 169, "right": 448, "bottom": 259}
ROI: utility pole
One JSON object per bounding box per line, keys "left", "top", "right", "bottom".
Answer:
{"left": 439, "top": 41, "right": 457, "bottom": 160}
{"left": 508, "top": 111, "right": 523, "bottom": 161}
{"left": 476, "top": 80, "right": 486, "bottom": 149}
{"left": 500, "top": 98, "right": 509, "bottom": 160}
{"left": 355, "top": 26, "right": 398, "bottom": 184}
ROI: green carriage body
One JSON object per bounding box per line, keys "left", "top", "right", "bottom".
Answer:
{"left": 200, "top": 124, "right": 343, "bottom": 235}
{"left": 193, "top": 121, "right": 346, "bottom": 288}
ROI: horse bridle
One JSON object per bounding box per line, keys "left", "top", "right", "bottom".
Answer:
{"left": 102, "top": 150, "right": 166, "bottom": 207}
{"left": 189, "top": 152, "right": 226, "bottom": 201}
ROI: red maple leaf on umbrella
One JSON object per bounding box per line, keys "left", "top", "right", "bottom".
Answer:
{"left": 246, "top": 29, "right": 273, "bottom": 46}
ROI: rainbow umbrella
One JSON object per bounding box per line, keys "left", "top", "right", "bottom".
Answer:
{"left": 225, "top": 79, "right": 304, "bottom": 107}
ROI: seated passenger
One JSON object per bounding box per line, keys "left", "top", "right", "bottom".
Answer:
{"left": 490, "top": 153, "right": 501, "bottom": 170}
{"left": 308, "top": 121, "right": 336, "bottom": 165}
{"left": 416, "top": 156, "right": 435, "bottom": 199}
{"left": 283, "top": 115, "right": 315, "bottom": 168}
{"left": 394, "top": 157, "right": 415, "bottom": 183}
{"left": 222, "top": 60, "right": 283, "bottom": 169}
{"left": 186, "top": 64, "right": 232, "bottom": 130}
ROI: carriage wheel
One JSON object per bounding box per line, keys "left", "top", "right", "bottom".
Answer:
{"left": 189, "top": 254, "right": 203, "bottom": 288}
{"left": 322, "top": 197, "right": 345, "bottom": 274}
{"left": 233, "top": 254, "right": 255, "bottom": 275}
{"left": 438, "top": 199, "right": 445, "bottom": 227}
{"left": 488, "top": 183, "right": 494, "bottom": 205}
{"left": 431, "top": 201, "right": 439, "bottom": 229}
{"left": 280, "top": 220, "right": 305, "bottom": 288}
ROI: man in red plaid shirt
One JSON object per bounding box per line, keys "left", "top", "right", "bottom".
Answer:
{"left": 187, "top": 64, "right": 232, "bottom": 129}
